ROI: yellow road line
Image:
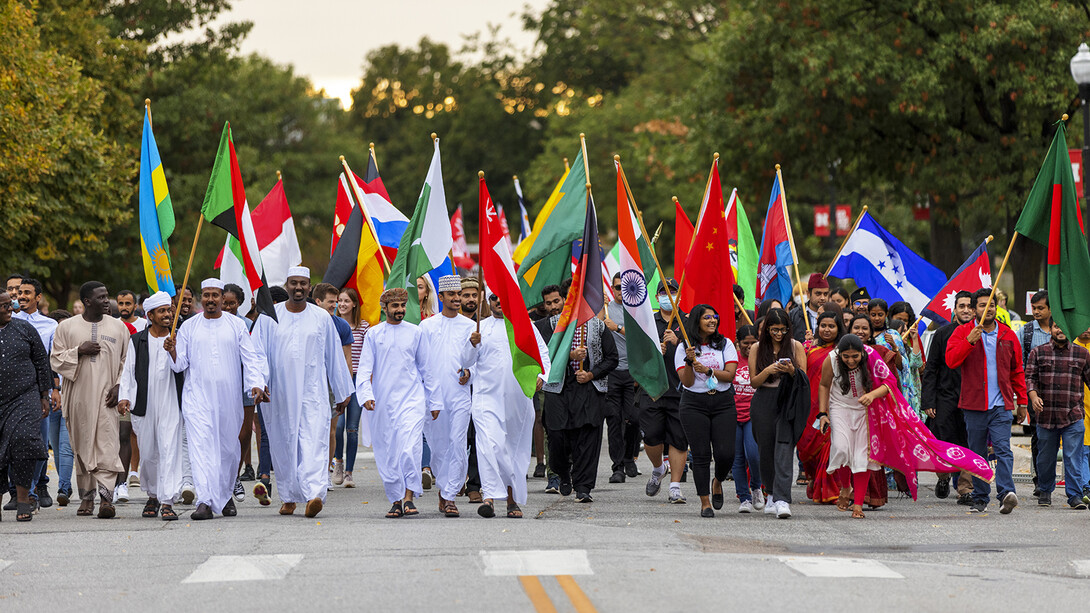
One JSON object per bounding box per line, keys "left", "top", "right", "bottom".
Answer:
{"left": 518, "top": 576, "right": 558, "bottom": 613}
{"left": 557, "top": 575, "right": 597, "bottom": 612}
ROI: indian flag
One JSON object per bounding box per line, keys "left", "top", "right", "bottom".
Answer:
{"left": 387, "top": 137, "right": 453, "bottom": 324}
{"left": 615, "top": 161, "right": 668, "bottom": 399}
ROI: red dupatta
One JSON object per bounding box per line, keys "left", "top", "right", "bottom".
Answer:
{"left": 863, "top": 345, "right": 994, "bottom": 500}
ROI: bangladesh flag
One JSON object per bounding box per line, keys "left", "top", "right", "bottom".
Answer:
{"left": 1013, "top": 120, "right": 1090, "bottom": 338}
{"left": 201, "top": 122, "right": 276, "bottom": 321}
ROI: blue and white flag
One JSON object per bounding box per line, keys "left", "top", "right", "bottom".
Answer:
{"left": 828, "top": 211, "right": 946, "bottom": 316}
{"left": 514, "top": 176, "right": 532, "bottom": 246}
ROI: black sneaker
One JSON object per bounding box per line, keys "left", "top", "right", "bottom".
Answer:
{"left": 2, "top": 498, "right": 16, "bottom": 511}
{"left": 35, "top": 484, "right": 52, "bottom": 508}
{"left": 934, "top": 477, "right": 950, "bottom": 499}
{"left": 239, "top": 465, "right": 256, "bottom": 482}
{"left": 575, "top": 491, "right": 593, "bottom": 503}
{"left": 956, "top": 492, "right": 972, "bottom": 506}
{"left": 533, "top": 463, "right": 546, "bottom": 478}
{"left": 624, "top": 462, "right": 639, "bottom": 478}
{"left": 559, "top": 481, "right": 573, "bottom": 496}
{"left": 999, "top": 492, "right": 1018, "bottom": 514}
{"left": 969, "top": 501, "right": 987, "bottom": 513}
{"left": 609, "top": 470, "right": 625, "bottom": 484}
{"left": 1069, "top": 497, "right": 1088, "bottom": 510}
{"left": 1038, "top": 492, "right": 1052, "bottom": 507}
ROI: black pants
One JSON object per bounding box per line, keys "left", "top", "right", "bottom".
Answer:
{"left": 934, "top": 401, "right": 967, "bottom": 446}
{"left": 605, "top": 370, "right": 640, "bottom": 471}
{"left": 679, "top": 390, "right": 737, "bottom": 497}
{"left": 547, "top": 423, "right": 603, "bottom": 494}
{"left": 750, "top": 387, "right": 795, "bottom": 503}
{"left": 466, "top": 418, "right": 480, "bottom": 493}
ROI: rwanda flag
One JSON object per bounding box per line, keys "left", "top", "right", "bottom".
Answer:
{"left": 139, "top": 107, "right": 176, "bottom": 296}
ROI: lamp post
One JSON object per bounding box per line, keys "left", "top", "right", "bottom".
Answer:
{"left": 1070, "top": 43, "right": 1090, "bottom": 241}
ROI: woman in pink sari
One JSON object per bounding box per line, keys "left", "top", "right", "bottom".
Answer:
{"left": 817, "top": 334, "right": 993, "bottom": 518}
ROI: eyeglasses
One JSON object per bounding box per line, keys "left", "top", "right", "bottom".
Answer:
{"left": 853, "top": 300, "right": 868, "bottom": 307}
{"left": 768, "top": 326, "right": 788, "bottom": 335}
{"left": 701, "top": 314, "right": 719, "bottom": 321}
{"left": 489, "top": 294, "right": 499, "bottom": 301}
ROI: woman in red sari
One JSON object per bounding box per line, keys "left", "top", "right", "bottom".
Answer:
{"left": 798, "top": 311, "right": 844, "bottom": 503}
{"left": 846, "top": 314, "right": 899, "bottom": 507}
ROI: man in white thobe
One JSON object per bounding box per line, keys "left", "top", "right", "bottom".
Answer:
{"left": 117, "top": 292, "right": 188, "bottom": 521}
{"left": 166, "top": 279, "right": 266, "bottom": 520}
{"left": 419, "top": 275, "right": 475, "bottom": 517}
{"left": 253, "top": 267, "right": 353, "bottom": 518}
{"left": 356, "top": 287, "right": 439, "bottom": 518}
{"left": 466, "top": 293, "right": 550, "bottom": 518}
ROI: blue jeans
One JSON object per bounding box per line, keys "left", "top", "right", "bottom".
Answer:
{"left": 422, "top": 434, "right": 431, "bottom": 469}
{"left": 47, "top": 411, "right": 73, "bottom": 494}
{"left": 334, "top": 396, "right": 363, "bottom": 471}
{"left": 964, "top": 406, "right": 1015, "bottom": 505}
{"left": 256, "top": 407, "right": 273, "bottom": 478}
{"left": 1036, "top": 421, "right": 1086, "bottom": 503}
{"left": 732, "top": 420, "right": 761, "bottom": 501}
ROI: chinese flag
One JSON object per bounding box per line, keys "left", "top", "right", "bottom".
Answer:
{"left": 680, "top": 159, "right": 736, "bottom": 341}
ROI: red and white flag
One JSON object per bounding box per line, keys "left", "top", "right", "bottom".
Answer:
{"left": 450, "top": 204, "right": 475, "bottom": 269}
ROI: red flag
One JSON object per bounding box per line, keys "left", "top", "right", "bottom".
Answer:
{"left": 680, "top": 159, "right": 736, "bottom": 341}
{"left": 920, "top": 240, "right": 991, "bottom": 325}
{"left": 450, "top": 204, "right": 475, "bottom": 269}
{"left": 674, "top": 198, "right": 694, "bottom": 280}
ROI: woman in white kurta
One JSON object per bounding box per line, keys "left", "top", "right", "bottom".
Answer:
{"left": 464, "top": 307, "right": 551, "bottom": 516}
{"left": 818, "top": 334, "right": 889, "bottom": 519}
{"left": 355, "top": 307, "right": 439, "bottom": 517}
{"left": 253, "top": 298, "right": 354, "bottom": 517}
{"left": 169, "top": 291, "right": 265, "bottom": 519}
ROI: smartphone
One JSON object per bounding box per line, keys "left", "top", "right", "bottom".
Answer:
{"left": 777, "top": 357, "right": 792, "bottom": 365}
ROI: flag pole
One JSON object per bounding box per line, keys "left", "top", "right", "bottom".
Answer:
{"left": 477, "top": 171, "right": 485, "bottom": 334}
{"left": 823, "top": 205, "right": 869, "bottom": 277}
{"left": 579, "top": 133, "right": 590, "bottom": 186}
{"left": 978, "top": 232, "right": 1018, "bottom": 327}
{"left": 145, "top": 98, "right": 152, "bottom": 127}
{"left": 652, "top": 222, "right": 663, "bottom": 245}
{"left": 369, "top": 142, "right": 379, "bottom": 171}
{"left": 616, "top": 156, "right": 692, "bottom": 348}
{"left": 340, "top": 155, "right": 392, "bottom": 276}
{"left": 902, "top": 234, "right": 994, "bottom": 341}
{"left": 776, "top": 164, "right": 810, "bottom": 332}
{"left": 170, "top": 214, "right": 203, "bottom": 338}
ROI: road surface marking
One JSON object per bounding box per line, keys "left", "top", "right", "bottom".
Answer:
{"left": 0, "top": 560, "right": 12, "bottom": 573}
{"left": 481, "top": 549, "right": 593, "bottom": 576}
{"left": 556, "top": 574, "right": 598, "bottom": 612}
{"left": 182, "top": 554, "right": 303, "bottom": 584}
{"left": 780, "top": 556, "right": 903, "bottom": 578}
{"left": 1072, "top": 560, "right": 1090, "bottom": 576}
{"left": 518, "top": 576, "right": 558, "bottom": 613}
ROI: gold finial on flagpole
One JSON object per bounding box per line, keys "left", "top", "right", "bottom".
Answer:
{"left": 479, "top": 170, "right": 485, "bottom": 178}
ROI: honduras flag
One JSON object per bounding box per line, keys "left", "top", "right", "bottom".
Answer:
{"left": 828, "top": 211, "right": 946, "bottom": 317}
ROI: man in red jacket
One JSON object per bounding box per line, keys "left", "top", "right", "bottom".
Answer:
{"left": 945, "top": 288, "right": 1028, "bottom": 515}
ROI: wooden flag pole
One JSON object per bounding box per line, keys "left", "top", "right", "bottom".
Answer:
{"left": 340, "top": 155, "right": 392, "bottom": 275}
{"left": 579, "top": 133, "right": 590, "bottom": 186}
{"left": 616, "top": 156, "right": 692, "bottom": 348}
{"left": 823, "top": 205, "right": 868, "bottom": 278}
{"left": 369, "top": 142, "right": 379, "bottom": 171}
{"left": 477, "top": 171, "right": 485, "bottom": 333}
{"left": 978, "top": 232, "right": 1019, "bottom": 327}
{"left": 170, "top": 214, "right": 204, "bottom": 338}
{"left": 902, "top": 234, "right": 994, "bottom": 341}
{"left": 776, "top": 164, "right": 810, "bottom": 332}
{"left": 145, "top": 98, "right": 152, "bottom": 126}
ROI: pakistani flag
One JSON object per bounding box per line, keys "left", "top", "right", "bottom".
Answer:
{"left": 614, "top": 161, "right": 668, "bottom": 398}
{"left": 388, "top": 138, "right": 453, "bottom": 323}
{"left": 1013, "top": 120, "right": 1090, "bottom": 338}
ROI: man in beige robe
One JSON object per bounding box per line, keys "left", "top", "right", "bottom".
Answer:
{"left": 50, "top": 281, "right": 129, "bottom": 518}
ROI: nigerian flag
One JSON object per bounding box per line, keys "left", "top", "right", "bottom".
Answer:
{"left": 388, "top": 138, "right": 453, "bottom": 323}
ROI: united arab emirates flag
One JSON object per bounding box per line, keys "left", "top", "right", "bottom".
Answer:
{"left": 615, "top": 161, "right": 668, "bottom": 399}
{"left": 201, "top": 122, "right": 276, "bottom": 321}
{"left": 1014, "top": 120, "right": 1090, "bottom": 338}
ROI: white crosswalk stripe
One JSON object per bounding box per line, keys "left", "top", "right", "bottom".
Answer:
{"left": 182, "top": 554, "right": 303, "bottom": 584}
{"left": 1071, "top": 560, "right": 1090, "bottom": 576}
{"left": 0, "top": 560, "right": 12, "bottom": 573}
{"left": 480, "top": 549, "right": 593, "bottom": 576}
{"left": 779, "top": 556, "right": 903, "bottom": 579}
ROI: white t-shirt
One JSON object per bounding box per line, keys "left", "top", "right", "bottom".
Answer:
{"left": 674, "top": 340, "right": 739, "bottom": 393}
{"left": 126, "top": 317, "right": 149, "bottom": 332}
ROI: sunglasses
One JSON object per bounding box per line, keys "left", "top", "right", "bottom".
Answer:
{"left": 853, "top": 300, "right": 868, "bottom": 307}
{"left": 612, "top": 285, "right": 622, "bottom": 291}
{"left": 768, "top": 327, "right": 788, "bottom": 335}
{"left": 489, "top": 294, "right": 499, "bottom": 301}
{"left": 701, "top": 314, "right": 719, "bottom": 321}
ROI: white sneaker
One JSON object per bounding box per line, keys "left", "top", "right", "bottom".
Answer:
{"left": 777, "top": 500, "right": 792, "bottom": 519}
{"left": 763, "top": 498, "right": 778, "bottom": 515}
{"left": 752, "top": 489, "right": 766, "bottom": 510}
{"left": 739, "top": 500, "right": 755, "bottom": 513}
{"left": 115, "top": 483, "right": 129, "bottom": 503}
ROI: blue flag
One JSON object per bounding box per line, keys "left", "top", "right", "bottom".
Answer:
{"left": 828, "top": 212, "right": 946, "bottom": 316}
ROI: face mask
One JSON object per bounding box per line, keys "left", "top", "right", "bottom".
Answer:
{"left": 11, "top": 298, "right": 18, "bottom": 311}
{"left": 657, "top": 295, "right": 672, "bottom": 311}
{"left": 706, "top": 372, "right": 719, "bottom": 390}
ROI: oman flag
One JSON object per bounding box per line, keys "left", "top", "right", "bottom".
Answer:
{"left": 201, "top": 122, "right": 276, "bottom": 320}
{"left": 479, "top": 174, "right": 545, "bottom": 396}
{"left": 450, "top": 204, "right": 476, "bottom": 269}
{"left": 680, "top": 157, "right": 737, "bottom": 341}
{"left": 1014, "top": 120, "right": 1090, "bottom": 337}
{"left": 920, "top": 239, "right": 991, "bottom": 325}
{"left": 615, "top": 160, "right": 668, "bottom": 399}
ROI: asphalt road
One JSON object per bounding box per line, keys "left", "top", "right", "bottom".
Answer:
{"left": 3, "top": 440, "right": 1089, "bottom": 612}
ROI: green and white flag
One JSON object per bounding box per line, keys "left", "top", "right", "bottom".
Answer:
{"left": 388, "top": 138, "right": 452, "bottom": 323}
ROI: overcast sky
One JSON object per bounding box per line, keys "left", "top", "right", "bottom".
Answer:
{"left": 178, "top": 0, "right": 550, "bottom": 107}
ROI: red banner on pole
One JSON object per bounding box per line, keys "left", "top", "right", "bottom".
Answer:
{"left": 835, "top": 205, "right": 852, "bottom": 236}
{"left": 814, "top": 204, "right": 830, "bottom": 237}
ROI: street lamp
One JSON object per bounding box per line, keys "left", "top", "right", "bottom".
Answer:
{"left": 1070, "top": 43, "right": 1090, "bottom": 238}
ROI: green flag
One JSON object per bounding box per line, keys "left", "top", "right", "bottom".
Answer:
{"left": 733, "top": 193, "right": 759, "bottom": 310}
{"left": 518, "top": 150, "right": 588, "bottom": 300}
{"left": 1013, "top": 121, "right": 1090, "bottom": 338}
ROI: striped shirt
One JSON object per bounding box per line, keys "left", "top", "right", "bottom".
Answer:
{"left": 349, "top": 322, "right": 369, "bottom": 374}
